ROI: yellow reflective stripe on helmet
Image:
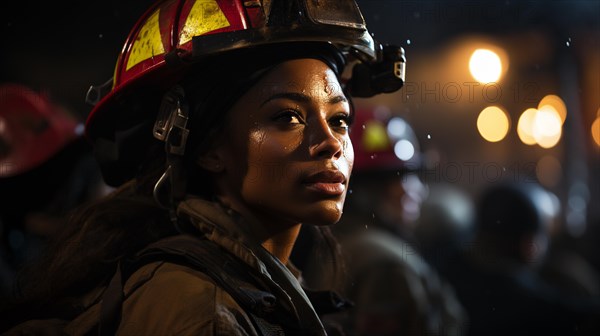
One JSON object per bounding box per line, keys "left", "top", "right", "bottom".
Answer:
{"left": 179, "top": 0, "right": 230, "bottom": 46}
{"left": 126, "top": 9, "right": 166, "bottom": 71}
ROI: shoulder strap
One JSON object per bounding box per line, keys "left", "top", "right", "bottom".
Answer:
{"left": 99, "top": 234, "right": 286, "bottom": 336}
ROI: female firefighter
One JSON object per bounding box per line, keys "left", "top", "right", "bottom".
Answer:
{"left": 4, "top": 0, "right": 405, "bottom": 335}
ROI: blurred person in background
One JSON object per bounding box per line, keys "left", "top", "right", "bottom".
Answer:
{"left": 537, "top": 198, "right": 600, "bottom": 299}
{"left": 0, "top": 83, "right": 106, "bottom": 302}
{"left": 443, "top": 181, "right": 600, "bottom": 336}
{"left": 414, "top": 183, "right": 475, "bottom": 274}
{"left": 328, "top": 108, "right": 467, "bottom": 336}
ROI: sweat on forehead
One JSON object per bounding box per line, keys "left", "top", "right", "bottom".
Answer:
{"left": 253, "top": 64, "right": 345, "bottom": 103}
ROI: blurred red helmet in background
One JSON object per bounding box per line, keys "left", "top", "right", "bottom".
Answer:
{"left": 350, "top": 106, "right": 422, "bottom": 175}
{"left": 0, "top": 83, "right": 81, "bottom": 178}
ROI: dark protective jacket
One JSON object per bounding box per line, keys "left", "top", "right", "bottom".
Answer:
{"left": 5, "top": 197, "right": 333, "bottom": 335}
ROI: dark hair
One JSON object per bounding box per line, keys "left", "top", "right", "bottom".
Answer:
{"left": 4, "top": 143, "right": 176, "bottom": 324}
{"left": 291, "top": 225, "right": 347, "bottom": 292}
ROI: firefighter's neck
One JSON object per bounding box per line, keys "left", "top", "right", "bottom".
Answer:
{"left": 260, "top": 224, "right": 302, "bottom": 265}
{"left": 215, "top": 195, "right": 301, "bottom": 264}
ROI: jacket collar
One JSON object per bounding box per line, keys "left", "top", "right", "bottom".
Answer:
{"left": 176, "top": 197, "right": 326, "bottom": 335}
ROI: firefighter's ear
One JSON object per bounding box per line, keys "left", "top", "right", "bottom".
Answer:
{"left": 196, "top": 150, "right": 225, "bottom": 173}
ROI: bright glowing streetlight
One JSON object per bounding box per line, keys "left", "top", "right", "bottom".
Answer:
{"left": 477, "top": 106, "right": 510, "bottom": 142}
{"left": 533, "top": 105, "right": 562, "bottom": 148}
{"left": 538, "top": 94, "right": 567, "bottom": 124}
{"left": 469, "top": 49, "right": 503, "bottom": 84}
{"left": 517, "top": 108, "right": 538, "bottom": 145}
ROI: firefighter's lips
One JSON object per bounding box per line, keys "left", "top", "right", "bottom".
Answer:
{"left": 302, "top": 170, "right": 347, "bottom": 196}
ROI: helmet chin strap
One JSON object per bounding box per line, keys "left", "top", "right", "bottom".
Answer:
{"left": 152, "top": 86, "right": 190, "bottom": 224}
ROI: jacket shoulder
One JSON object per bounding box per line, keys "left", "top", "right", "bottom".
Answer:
{"left": 118, "top": 261, "right": 258, "bottom": 335}
{"left": 64, "top": 261, "right": 258, "bottom": 336}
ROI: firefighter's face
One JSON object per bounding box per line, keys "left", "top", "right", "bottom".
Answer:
{"left": 205, "top": 59, "right": 353, "bottom": 229}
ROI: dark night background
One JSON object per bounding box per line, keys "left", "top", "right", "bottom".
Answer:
{"left": 1, "top": 0, "right": 599, "bottom": 295}
{"left": 1, "top": 1, "right": 598, "bottom": 120}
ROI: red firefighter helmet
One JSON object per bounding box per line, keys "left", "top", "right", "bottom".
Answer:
{"left": 0, "top": 84, "right": 81, "bottom": 177}
{"left": 350, "top": 106, "right": 422, "bottom": 175}
{"left": 85, "top": 0, "right": 406, "bottom": 141}
{"left": 84, "top": 0, "right": 406, "bottom": 187}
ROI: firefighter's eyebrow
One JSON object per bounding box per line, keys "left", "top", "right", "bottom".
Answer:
{"left": 260, "top": 92, "right": 347, "bottom": 107}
